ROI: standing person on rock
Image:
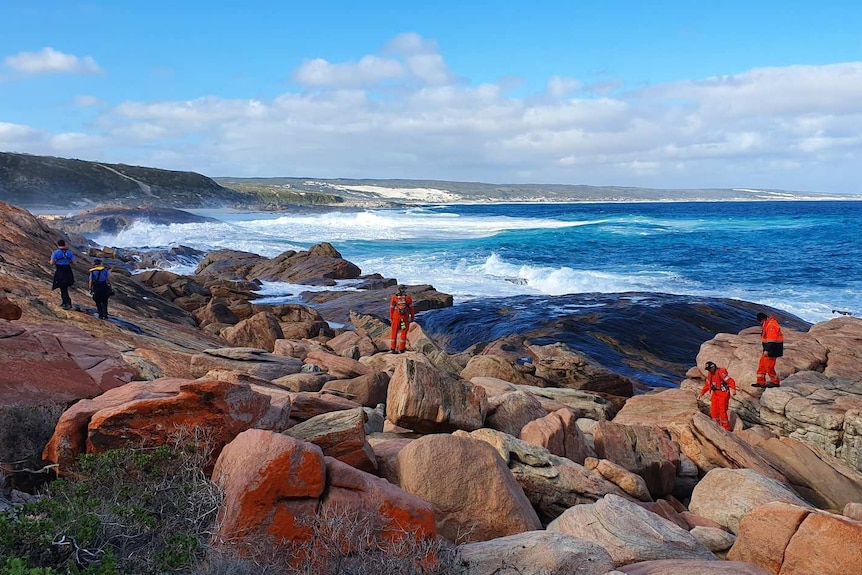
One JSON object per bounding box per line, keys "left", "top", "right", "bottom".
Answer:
{"left": 88, "top": 258, "right": 113, "bottom": 320}
{"left": 389, "top": 284, "right": 415, "bottom": 353}
{"left": 699, "top": 361, "right": 737, "bottom": 430}
{"left": 49, "top": 239, "right": 76, "bottom": 309}
{"left": 754, "top": 312, "right": 783, "bottom": 388}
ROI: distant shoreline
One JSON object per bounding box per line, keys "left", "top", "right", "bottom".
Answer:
{"left": 24, "top": 196, "right": 862, "bottom": 217}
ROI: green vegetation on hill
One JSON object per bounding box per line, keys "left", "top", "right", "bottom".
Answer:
{"left": 218, "top": 181, "right": 344, "bottom": 207}
{"left": 0, "top": 152, "right": 250, "bottom": 209}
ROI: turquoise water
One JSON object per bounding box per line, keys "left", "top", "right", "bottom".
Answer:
{"left": 97, "top": 200, "right": 862, "bottom": 323}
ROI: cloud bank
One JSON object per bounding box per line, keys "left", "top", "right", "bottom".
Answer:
{"left": 2, "top": 35, "right": 862, "bottom": 193}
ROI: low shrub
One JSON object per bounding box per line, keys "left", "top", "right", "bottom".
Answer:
{"left": 0, "top": 429, "right": 221, "bottom": 575}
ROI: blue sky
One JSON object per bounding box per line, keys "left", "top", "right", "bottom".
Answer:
{"left": 1, "top": 1, "right": 861, "bottom": 193}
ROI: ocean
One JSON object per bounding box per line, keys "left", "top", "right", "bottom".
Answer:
{"left": 93, "top": 200, "right": 862, "bottom": 326}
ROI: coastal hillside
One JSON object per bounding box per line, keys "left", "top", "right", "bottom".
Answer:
{"left": 0, "top": 151, "right": 253, "bottom": 209}
{"left": 2, "top": 150, "right": 855, "bottom": 210}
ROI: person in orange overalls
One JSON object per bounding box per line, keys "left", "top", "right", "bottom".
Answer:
{"left": 389, "top": 284, "right": 415, "bottom": 353}
{"left": 753, "top": 312, "right": 783, "bottom": 388}
{"left": 700, "top": 361, "right": 737, "bottom": 430}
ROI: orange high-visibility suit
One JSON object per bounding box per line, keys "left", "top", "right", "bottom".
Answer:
{"left": 757, "top": 316, "right": 784, "bottom": 387}
{"left": 700, "top": 366, "right": 737, "bottom": 430}
{"left": 389, "top": 290, "right": 415, "bottom": 352}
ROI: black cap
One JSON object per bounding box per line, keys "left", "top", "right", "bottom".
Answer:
{"left": 756, "top": 312, "right": 768, "bottom": 322}
{"left": 704, "top": 361, "right": 717, "bottom": 371}
{"left": 93, "top": 258, "right": 102, "bottom": 264}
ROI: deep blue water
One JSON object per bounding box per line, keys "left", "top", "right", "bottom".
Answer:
{"left": 102, "top": 200, "right": 862, "bottom": 324}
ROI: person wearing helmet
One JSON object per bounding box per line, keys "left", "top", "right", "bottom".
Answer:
{"left": 699, "top": 361, "right": 737, "bottom": 431}
{"left": 88, "top": 258, "right": 113, "bottom": 320}
{"left": 389, "top": 284, "right": 415, "bottom": 353}
{"left": 754, "top": 312, "right": 783, "bottom": 388}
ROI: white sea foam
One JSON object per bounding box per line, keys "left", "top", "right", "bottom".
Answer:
{"left": 88, "top": 208, "right": 857, "bottom": 324}
{"left": 92, "top": 209, "right": 596, "bottom": 248}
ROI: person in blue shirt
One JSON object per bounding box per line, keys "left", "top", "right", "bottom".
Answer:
{"left": 49, "top": 239, "right": 76, "bottom": 309}
{"left": 88, "top": 258, "right": 113, "bottom": 320}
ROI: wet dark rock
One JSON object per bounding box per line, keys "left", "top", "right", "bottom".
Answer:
{"left": 50, "top": 205, "right": 219, "bottom": 235}
{"left": 420, "top": 293, "right": 810, "bottom": 389}
{"left": 302, "top": 284, "right": 453, "bottom": 325}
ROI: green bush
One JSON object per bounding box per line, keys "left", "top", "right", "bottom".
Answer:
{"left": 0, "top": 431, "right": 221, "bottom": 575}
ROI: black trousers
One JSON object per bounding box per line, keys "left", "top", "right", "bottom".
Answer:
{"left": 92, "top": 283, "right": 111, "bottom": 319}
{"left": 59, "top": 286, "right": 72, "bottom": 307}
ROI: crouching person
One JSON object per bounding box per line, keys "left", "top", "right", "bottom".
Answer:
{"left": 699, "top": 361, "right": 737, "bottom": 431}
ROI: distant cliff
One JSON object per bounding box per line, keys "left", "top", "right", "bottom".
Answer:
{"left": 0, "top": 151, "right": 252, "bottom": 209}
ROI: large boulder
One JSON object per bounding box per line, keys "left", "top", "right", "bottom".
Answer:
{"left": 386, "top": 357, "right": 487, "bottom": 433}
{"left": 727, "top": 501, "right": 862, "bottom": 575}
{"left": 520, "top": 407, "right": 593, "bottom": 465}
{"left": 485, "top": 390, "right": 547, "bottom": 437}
{"left": 593, "top": 421, "right": 680, "bottom": 498}
{"left": 547, "top": 494, "right": 715, "bottom": 567}
{"left": 220, "top": 311, "right": 284, "bottom": 352}
{"left": 457, "top": 530, "right": 615, "bottom": 575}
{"left": 461, "top": 354, "right": 547, "bottom": 387}
{"left": 738, "top": 425, "right": 862, "bottom": 511}
{"left": 613, "top": 389, "right": 700, "bottom": 428}
{"left": 670, "top": 413, "right": 787, "bottom": 482}
{"left": 0, "top": 321, "right": 138, "bottom": 406}
{"left": 325, "top": 329, "right": 378, "bottom": 359}
{"left": 757, "top": 371, "right": 862, "bottom": 471}
{"left": 396, "top": 434, "right": 541, "bottom": 543}
{"left": 43, "top": 378, "right": 271, "bottom": 471}
{"left": 212, "top": 430, "right": 435, "bottom": 557}
{"left": 189, "top": 347, "right": 303, "bottom": 380}
{"left": 530, "top": 341, "right": 634, "bottom": 397}
{"left": 304, "top": 349, "right": 369, "bottom": 379}
{"left": 689, "top": 468, "right": 811, "bottom": 534}
{"left": 320, "top": 371, "right": 389, "bottom": 407}
{"left": 470, "top": 377, "right": 616, "bottom": 421}
{"left": 249, "top": 243, "right": 361, "bottom": 284}
{"left": 213, "top": 429, "right": 325, "bottom": 544}
{"left": 457, "top": 428, "right": 639, "bottom": 523}
{"left": 285, "top": 392, "right": 363, "bottom": 425}
{"left": 284, "top": 408, "right": 377, "bottom": 472}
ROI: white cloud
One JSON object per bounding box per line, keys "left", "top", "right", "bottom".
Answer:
{"left": 3, "top": 47, "right": 102, "bottom": 75}
{"left": 292, "top": 33, "right": 455, "bottom": 89}
{"left": 0, "top": 122, "right": 46, "bottom": 148}
{"left": 293, "top": 56, "right": 405, "bottom": 88}
{"left": 547, "top": 75, "right": 582, "bottom": 98}
{"left": 5, "top": 34, "right": 862, "bottom": 193}
{"left": 73, "top": 95, "right": 105, "bottom": 107}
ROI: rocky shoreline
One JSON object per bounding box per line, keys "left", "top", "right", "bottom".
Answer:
{"left": 1, "top": 199, "right": 861, "bottom": 574}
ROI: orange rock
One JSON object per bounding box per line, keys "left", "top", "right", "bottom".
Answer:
{"left": 220, "top": 311, "right": 284, "bottom": 352}
{"left": 728, "top": 501, "right": 862, "bottom": 575}
{"left": 396, "top": 433, "right": 541, "bottom": 543}
{"left": 0, "top": 322, "right": 137, "bottom": 406}
{"left": 43, "top": 378, "right": 270, "bottom": 471}
{"left": 212, "top": 429, "right": 326, "bottom": 544}
{"left": 321, "top": 456, "right": 436, "bottom": 548}
{"left": 521, "top": 407, "right": 592, "bottom": 464}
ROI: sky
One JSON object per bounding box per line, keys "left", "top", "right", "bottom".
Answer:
{"left": 1, "top": 1, "right": 861, "bottom": 193}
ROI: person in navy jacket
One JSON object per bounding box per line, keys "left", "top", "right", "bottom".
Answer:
{"left": 49, "top": 239, "right": 76, "bottom": 309}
